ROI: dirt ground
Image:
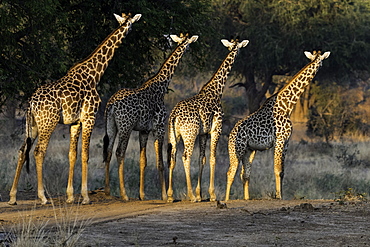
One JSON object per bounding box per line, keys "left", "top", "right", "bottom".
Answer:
{"left": 1, "top": 190, "right": 369, "bottom": 247}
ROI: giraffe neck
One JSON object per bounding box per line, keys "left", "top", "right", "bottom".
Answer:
{"left": 199, "top": 49, "right": 239, "bottom": 100}
{"left": 67, "top": 22, "right": 132, "bottom": 84}
{"left": 275, "top": 58, "right": 321, "bottom": 116}
{"left": 141, "top": 41, "right": 190, "bottom": 92}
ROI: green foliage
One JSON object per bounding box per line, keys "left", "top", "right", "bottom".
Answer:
{"left": 213, "top": 0, "right": 370, "bottom": 113}
{"left": 0, "top": 0, "right": 215, "bottom": 108}
{"left": 307, "top": 82, "right": 369, "bottom": 140}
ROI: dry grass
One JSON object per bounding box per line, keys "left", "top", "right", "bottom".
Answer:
{"left": 2, "top": 118, "right": 370, "bottom": 204}
{"left": 2, "top": 198, "right": 92, "bottom": 247}
{"left": 1, "top": 74, "right": 369, "bottom": 202}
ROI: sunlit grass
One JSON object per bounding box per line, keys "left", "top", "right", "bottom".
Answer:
{"left": 3, "top": 198, "right": 92, "bottom": 247}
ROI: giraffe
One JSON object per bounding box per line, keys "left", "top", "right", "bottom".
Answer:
{"left": 103, "top": 34, "right": 198, "bottom": 201}
{"left": 8, "top": 13, "right": 142, "bottom": 206}
{"left": 167, "top": 39, "right": 249, "bottom": 203}
{"left": 225, "top": 50, "right": 330, "bottom": 201}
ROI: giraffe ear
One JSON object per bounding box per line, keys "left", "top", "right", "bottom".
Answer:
{"left": 221, "top": 39, "right": 234, "bottom": 48}
{"left": 237, "top": 40, "right": 249, "bottom": 48}
{"left": 321, "top": 51, "right": 330, "bottom": 60}
{"left": 304, "top": 51, "right": 315, "bottom": 60}
{"left": 190, "top": 35, "right": 199, "bottom": 43}
{"left": 114, "top": 13, "right": 127, "bottom": 24}
{"left": 170, "top": 35, "right": 184, "bottom": 43}
{"left": 131, "top": 14, "right": 142, "bottom": 23}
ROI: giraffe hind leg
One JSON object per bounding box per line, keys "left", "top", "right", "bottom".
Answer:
{"left": 182, "top": 135, "right": 197, "bottom": 202}
{"left": 225, "top": 138, "right": 240, "bottom": 201}
{"left": 66, "top": 122, "right": 81, "bottom": 204}
{"left": 139, "top": 131, "right": 149, "bottom": 200}
{"left": 8, "top": 137, "right": 36, "bottom": 205}
{"left": 241, "top": 150, "right": 256, "bottom": 200}
{"left": 195, "top": 134, "right": 207, "bottom": 202}
{"left": 167, "top": 142, "right": 176, "bottom": 203}
{"left": 103, "top": 127, "right": 117, "bottom": 196}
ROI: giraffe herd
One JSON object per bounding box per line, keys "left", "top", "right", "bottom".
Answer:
{"left": 8, "top": 13, "right": 330, "bottom": 205}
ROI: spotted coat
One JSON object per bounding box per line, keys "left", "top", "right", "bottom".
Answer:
{"left": 225, "top": 51, "right": 331, "bottom": 201}
{"left": 167, "top": 39, "right": 249, "bottom": 202}
{"left": 103, "top": 34, "right": 198, "bottom": 201}
{"left": 8, "top": 13, "right": 141, "bottom": 206}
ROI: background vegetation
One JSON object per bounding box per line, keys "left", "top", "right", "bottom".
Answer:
{"left": 1, "top": 0, "right": 370, "bottom": 202}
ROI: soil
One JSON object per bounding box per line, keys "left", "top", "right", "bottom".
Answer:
{"left": 1, "top": 190, "right": 369, "bottom": 246}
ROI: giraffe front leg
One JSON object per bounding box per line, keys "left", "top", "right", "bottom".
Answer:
{"left": 208, "top": 123, "right": 222, "bottom": 202}
{"left": 273, "top": 140, "right": 288, "bottom": 200}
{"left": 66, "top": 123, "right": 81, "bottom": 204}
{"left": 195, "top": 135, "right": 207, "bottom": 202}
{"left": 80, "top": 123, "right": 93, "bottom": 205}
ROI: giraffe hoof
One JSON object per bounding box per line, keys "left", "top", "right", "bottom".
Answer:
{"left": 66, "top": 198, "right": 74, "bottom": 204}
{"left": 8, "top": 200, "right": 17, "bottom": 206}
{"left": 81, "top": 199, "right": 91, "bottom": 205}
{"left": 40, "top": 198, "right": 49, "bottom": 205}
{"left": 167, "top": 198, "right": 174, "bottom": 203}
{"left": 121, "top": 196, "right": 129, "bottom": 201}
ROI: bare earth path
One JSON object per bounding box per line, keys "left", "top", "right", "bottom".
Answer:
{"left": 1, "top": 191, "right": 369, "bottom": 246}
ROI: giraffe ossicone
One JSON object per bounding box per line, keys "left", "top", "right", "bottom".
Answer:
{"left": 167, "top": 38, "right": 249, "bottom": 203}
{"left": 103, "top": 33, "right": 198, "bottom": 202}
{"left": 8, "top": 13, "right": 141, "bottom": 206}
{"left": 225, "top": 50, "right": 330, "bottom": 201}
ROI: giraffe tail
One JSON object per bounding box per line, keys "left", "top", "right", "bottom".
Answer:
{"left": 167, "top": 115, "right": 177, "bottom": 168}
{"left": 25, "top": 137, "right": 32, "bottom": 173}
{"left": 167, "top": 143, "right": 172, "bottom": 169}
{"left": 103, "top": 134, "right": 109, "bottom": 162}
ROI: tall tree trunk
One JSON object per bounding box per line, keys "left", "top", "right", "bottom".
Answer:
{"left": 230, "top": 69, "right": 275, "bottom": 115}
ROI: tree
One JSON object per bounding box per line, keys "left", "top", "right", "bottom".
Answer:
{"left": 0, "top": 0, "right": 215, "bottom": 109}
{"left": 213, "top": 0, "right": 370, "bottom": 113}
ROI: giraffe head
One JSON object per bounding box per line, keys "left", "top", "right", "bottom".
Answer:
{"left": 304, "top": 50, "right": 330, "bottom": 65}
{"left": 114, "top": 13, "right": 142, "bottom": 26}
{"left": 221, "top": 39, "right": 249, "bottom": 51}
{"left": 170, "top": 33, "right": 199, "bottom": 45}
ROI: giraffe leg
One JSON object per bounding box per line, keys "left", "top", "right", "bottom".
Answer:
{"left": 8, "top": 138, "right": 36, "bottom": 205}
{"left": 154, "top": 137, "right": 167, "bottom": 201}
{"left": 208, "top": 121, "right": 222, "bottom": 202}
{"left": 182, "top": 135, "right": 197, "bottom": 202}
{"left": 195, "top": 134, "right": 207, "bottom": 202}
{"left": 66, "top": 122, "right": 81, "bottom": 204}
{"left": 241, "top": 150, "right": 256, "bottom": 200}
{"left": 225, "top": 132, "right": 239, "bottom": 201}
{"left": 79, "top": 121, "right": 94, "bottom": 205}
{"left": 139, "top": 131, "right": 149, "bottom": 200}
{"left": 167, "top": 137, "right": 177, "bottom": 203}
{"left": 116, "top": 130, "right": 132, "bottom": 201}
{"left": 103, "top": 111, "right": 117, "bottom": 196}
{"left": 273, "top": 140, "right": 288, "bottom": 200}
{"left": 34, "top": 130, "right": 55, "bottom": 205}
